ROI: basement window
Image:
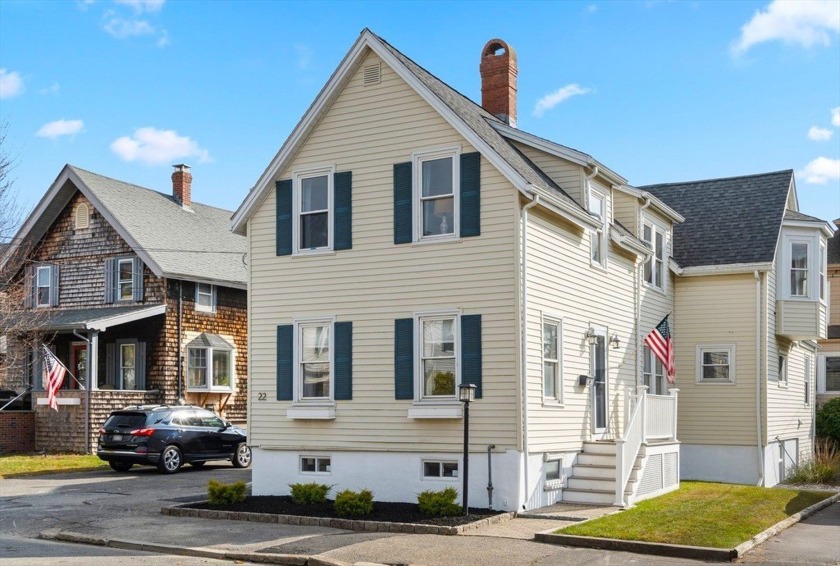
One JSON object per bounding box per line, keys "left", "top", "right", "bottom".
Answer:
{"left": 422, "top": 460, "right": 458, "bottom": 479}
{"left": 300, "top": 456, "right": 331, "bottom": 474}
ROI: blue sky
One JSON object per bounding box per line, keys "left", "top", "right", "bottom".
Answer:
{"left": 1, "top": 0, "right": 838, "bottom": 227}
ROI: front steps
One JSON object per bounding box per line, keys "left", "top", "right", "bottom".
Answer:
{"left": 563, "top": 440, "right": 642, "bottom": 506}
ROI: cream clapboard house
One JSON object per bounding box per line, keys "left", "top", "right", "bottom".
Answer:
{"left": 231, "top": 30, "right": 831, "bottom": 509}
{"left": 642, "top": 175, "right": 833, "bottom": 486}
{"left": 817, "top": 220, "right": 840, "bottom": 406}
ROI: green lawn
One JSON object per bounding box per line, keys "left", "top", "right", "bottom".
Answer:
{"left": 558, "top": 481, "right": 833, "bottom": 548}
{"left": 0, "top": 453, "right": 107, "bottom": 478}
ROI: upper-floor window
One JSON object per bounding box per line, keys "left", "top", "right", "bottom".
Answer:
{"left": 588, "top": 190, "right": 606, "bottom": 267}
{"left": 36, "top": 265, "right": 55, "bottom": 307}
{"left": 415, "top": 149, "right": 459, "bottom": 241}
{"left": 790, "top": 242, "right": 809, "bottom": 297}
{"left": 696, "top": 345, "right": 734, "bottom": 384}
{"left": 195, "top": 283, "right": 216, "bottom": 313}
{"left": 818, "top": 354, "right": 840, "bottom": 394}
{"left": 782, "top": 233, "right": 826, "bottom": 301}
{"left": 777, "top": 354, "right": 788, "bottom": 386}
{"left": 819, "top": 243, "right": 826, "bottom": 302}
{"left": 105, "top": 256, "right": 143, "bottom": 303}
{"left": 294, "top": 168, "right": 333, "bottom": 254}
{"left": 643, "top": 220, "right": 666, "bottom": 290}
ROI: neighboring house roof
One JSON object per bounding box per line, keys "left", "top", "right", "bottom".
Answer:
{"left": 16, "top": 304, "right": 165, "bottom": 332}
{"left": 2, "top": 165, "right": 246, "bottom": 288}
{"left": 827, "top": 219, "right": 840, "bottom": 266}
{"left": 640, "top": 171, "right": 794, "bottom": 269}
{"left": 232, "top": 28, "right": 603, "bottom": 234}
{"left": 784, "top": 210, "right": 826, "bottom": 223}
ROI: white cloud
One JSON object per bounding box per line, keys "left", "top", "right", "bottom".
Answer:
{"left": 76, "top": 0, "right": 96, "bottom": 10}
{"left": 115, "top": 0, "right": 164, "bottom": 13}
{"left": 36, "top": 119, "right": 85, "bottom": 140}
{"left": 294, "top": 44, "right": 313, "bottom": 70}
{"left": 39, "top": 82, "right": 60, "bottom": 95}
{"left": 808, "top": 126, "right": 833, "bottom": 141}
{"left": 0, "top": 69, "right": 24, "bottom": 99}
{"left": 110, "top": 127, "right": 210, "bottom": 165}
{"left": 533, "top": 84, "right": 592, "bottom": 117}
{"left": 731, "top": 0, "right": 840, "bottom": 56}
{"left": 799, "top": 156, "right": 840, "bottom": 184}
{"left": 156, "top": 29, "right": 170, "bottom": 47}
{"left": 833, "top": 106, "right": 840, "bottom": 127}
{"left": 103, "top": 12, "right": 155, "bottom": 38}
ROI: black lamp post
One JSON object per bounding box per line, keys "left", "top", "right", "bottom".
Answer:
{"left": 458, "top": 383, "right": 476, "bottom": 517}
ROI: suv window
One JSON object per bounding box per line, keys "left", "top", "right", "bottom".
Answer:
{"left": 196, "top": 410, "right": 225, "bottom": 428}
{"left": 104, "top": 412, "right": 149, "bottom": 429}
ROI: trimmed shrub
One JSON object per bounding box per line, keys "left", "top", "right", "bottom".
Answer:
{"left": 816, "top": 398, "right": 840, "bottom": 444}
{"left": 417, "top": 487, "right": 462, "bottom": 516}
{"left": 334, "top": 488, "right": 374, "bottom": 517}
{"left": 207, "top": 479, "right": 247, "bottom": 506}
{"left": 289, "top": 482, "right": 331, "bottom": 505}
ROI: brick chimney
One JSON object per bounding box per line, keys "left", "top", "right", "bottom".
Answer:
{"left": 480, "top": 39, "right": 517, "bottom": 127}
{"left": 172, "top": 164, "right": 192, "bottom": 208}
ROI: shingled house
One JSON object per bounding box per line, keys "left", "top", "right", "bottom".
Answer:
{"left": 0, "top": 164, "right": 247, "bottom": 453}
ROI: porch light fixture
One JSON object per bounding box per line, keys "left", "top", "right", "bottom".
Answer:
{"left": 585, "top": 327, "right": 598, "bottom": 346}
{"left": 458, "top": 383, "right": 477, "bottom": 516}
{"left": 610, "top": 334, "right": 620, "bottom": 350}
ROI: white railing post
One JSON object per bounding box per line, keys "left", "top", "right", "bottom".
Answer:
{"left": 614, "top": 437, "right": 626, "bottom": 507}
{"left": 637, "top": 385, "right": 648, "bottom": 444}
{"left": 624, "top": 385, "right": 633, "bottom": 429}
{"left": 670, "top": 388, "right": 679, "bottom": 441}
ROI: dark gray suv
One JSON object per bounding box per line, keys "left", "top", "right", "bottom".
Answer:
{"left": 97, "top": 405, "right": 250, "bottom": 474}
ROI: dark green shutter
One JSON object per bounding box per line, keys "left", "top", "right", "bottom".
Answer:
{"left": 276, "top": 325, "right": 293, "bottom": 400}
{"left": 394, "top": 318, "right": 414, "bottom": 399}
{"left": 393, "top": 162, "right": 413, "bottom": 244}
{"left": 461, "top": 314, "right": 482, "bottom": 398}
{"left": 334, "top": 171, "right": 352, "bottom": 251}
{"left": 460, "top": 152, "right": 481, "bottom": 238}
{"left": 276, "top": 179, "right": 293, "bottom": 256}
{"left": 334, "top": 321, "right": 353, "bottom": 400}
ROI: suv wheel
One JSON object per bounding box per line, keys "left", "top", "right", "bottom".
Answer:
{"left": 109, "top": 461, "right": 133, "bottom": 472}
{"left": 232, "top": 443, "right": 251, "bottom": 468}
{"left": 158, "top": 445, "right": 182, "bottom": 474}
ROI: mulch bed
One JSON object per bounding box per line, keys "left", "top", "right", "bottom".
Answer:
{"left": 190, "top": 496, "right": 499, "bottom": 527}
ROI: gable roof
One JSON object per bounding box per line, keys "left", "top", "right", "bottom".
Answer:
{"left": 640, "top": 170, "right": 794, "bottom": 269}
{"left": 3, "top": 165, "right": 246, "bottom": 288}
{"left": 231, "top": 29, "right": 602, "bottom": 235}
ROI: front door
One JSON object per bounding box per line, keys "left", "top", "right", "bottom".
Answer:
{"left": 591, "top": 332, "right": 607, "bottom": 435}
{"left": 69, "top": 342, "right": 87, "bottom": 390}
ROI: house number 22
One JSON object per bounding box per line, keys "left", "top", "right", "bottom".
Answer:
{"left": 257, "top": 392, "right": 267, "bottom": 400}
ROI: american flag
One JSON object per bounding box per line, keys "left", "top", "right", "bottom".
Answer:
{"left": 43, "top": 345, "right": 67, "bottom": 411}
{"left": 645, "top": 316, "right": 675, "bottom": 384}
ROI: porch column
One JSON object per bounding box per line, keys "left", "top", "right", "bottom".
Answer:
{"left": 89, "top": 332, "right": 99, "bottom": 391}
{"left": 637, "top": 384, "right": 648, "bottom": 444}
{"left": 670, "top": 388, "right": 679, "bottom": 441}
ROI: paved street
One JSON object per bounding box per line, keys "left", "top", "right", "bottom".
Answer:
{"left": 1, "top": 465, "right": 838, "bottom": 565}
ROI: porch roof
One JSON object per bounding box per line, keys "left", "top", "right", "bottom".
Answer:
{"left": 37, "top": 304, "right": 166, "bottom": 332}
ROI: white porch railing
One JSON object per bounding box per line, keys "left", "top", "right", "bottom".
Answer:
{"left": 615, "top": 386, "right": 679, "bottom": 507}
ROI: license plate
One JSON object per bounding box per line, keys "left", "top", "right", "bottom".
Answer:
{"left": 112, "top": 434, "right": 123, "bottom": 441}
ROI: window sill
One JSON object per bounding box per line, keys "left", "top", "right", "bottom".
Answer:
{"left": 186, "top": 388, "right": 233, "bottom": 394}
{"left": 292, "top": 249, "right": 336, "bottom": 258}
{"left": 195, "top": 308, "right": 216, "bottom": 315}
{"left": 695, "top": 379, "right": 735, "bottom": 385}
{"left": 589, "top": 260, "right": 608, "bottom": 272}
{"left": 541, "top": 400, "right": 565, "bottom": 408}
{"left": 644, "top": 282, "right": 667, "bottom": 295}
{"left": 287, "top": 403, "right": 336, "bottom": 420}
{"left": 410, "top": 237, "right": 462, "bottom": 247}
{"left": 408, "top": 402, "right": 463, "bottom": 419}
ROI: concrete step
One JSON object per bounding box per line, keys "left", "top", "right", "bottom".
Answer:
{"left": 581, "top": 441, "right": 616, "bottom": 455}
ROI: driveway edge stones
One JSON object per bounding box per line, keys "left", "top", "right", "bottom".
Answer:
{"left": 161, "top": 502, "right": 516, "bottom": 535}
{"left": 535, "top": 491, "right": 840, "bottom": 562}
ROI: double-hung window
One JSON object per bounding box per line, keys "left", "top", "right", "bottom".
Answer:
{"left": 117, "top": 258, "right": 134, "bottom": 301}
{"left": 120, "top": 343, "right": 136, "bottom": 390}
{"left": 298, "top": 320, "right": 332, "bottom": 400}
{"left": 818, "top": 354, "right": 840, "bottom": 395}
{"left": 36, "top": 265, "right": 54, "bottom": 307}
{"left": 103, "top": 339, "right": 145, "bottom": 390}
{"left": 294, "top": 168, "right": 333, "bottom": 253}
{"left": 697, "top": 345, "right": 734, "bottom": 383}
{"left": 790, "top": 241, "right": 809, "bottom": 297}
{"left": 420, "top": 315, "right": 458, "bottom": 398}
{"left": 414, "top": 149, "right": 459, "bottom": 241}
{"left": 542, "top": 318, "right": 562, "bottom": 402}
{"left": 195, "top": 283, "right": 216, "bottom": 313}
{"left": 643, "top": 345, "right": 666, "bottom": 395}
{"left": 777, "top": 355, "right": 788, "bottom": 385}
{"left": 819, "top": 244, "right": 826, "bottom": 302}
{"left": 642, "top": 220, "right": 666, "bottom": 290}
{"left": 588, "top": 190, "right": 606, "bottom": 267}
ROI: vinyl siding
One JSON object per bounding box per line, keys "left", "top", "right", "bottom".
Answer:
{"left": 246, "top": 51, "right": 520, "bottom": 453}
{"left": 613, "top": 190, "right": 637, "bottom": 235}
{"left": 511, "top": 142, "right": 584, "bottom": 207}
{"left": 674, "top": 274, "right": 758, "bottom": 446}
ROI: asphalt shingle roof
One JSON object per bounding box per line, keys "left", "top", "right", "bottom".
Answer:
{"left": 70, "top": 166, "right": 246, "bottom": 286}
{"left": 784, "top": 210, "right": 826, "bottom": 223}
{"left": 829, "top": 224, "right": 840, "bottom": 266}
{"left": 34, "top": 305, "right": 164, "bottom": 331}
{"left": 640, "top": 170, "right": 793, "bottom": 268}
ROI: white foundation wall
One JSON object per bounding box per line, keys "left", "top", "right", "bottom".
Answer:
{"left": 524, "top": 451, "right": 579, "bottom": 510}
{"left": 680, "top": 444, "right": 761, "bottom": 485}
{"left": 251, "top": 448, "right": 523, "bottom": 512}
{"left": 763, "top": 435, "right": 812, "bottom": 487}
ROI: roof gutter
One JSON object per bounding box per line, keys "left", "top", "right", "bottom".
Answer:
{"left": 679, "top": 262, "right": 773, "bottom": 277}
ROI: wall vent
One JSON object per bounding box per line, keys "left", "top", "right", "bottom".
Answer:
{"left": 75, "top": 203, "right": 90, "bottom": 230}
{"left": 363, "top": 63, "right": 381, "bottom": 86}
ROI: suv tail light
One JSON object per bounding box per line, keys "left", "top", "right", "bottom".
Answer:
{"left": 98, "top": 427, "right": 106, "bottom": 436}
{"left": 129, "top": 428, "right": 155, "bottom": 437}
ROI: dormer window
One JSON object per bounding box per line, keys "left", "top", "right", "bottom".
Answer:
{"left": 588, "top": 189, "right": 606, "bottom": 267}
{"left": 782, "top": 233, "right": 825, "bottom": 300}
{"left": 642, "top": 218, "right": 667, "bottom": 291}
{"left": 195, "top": 283, "right": 216, "bottom": 313}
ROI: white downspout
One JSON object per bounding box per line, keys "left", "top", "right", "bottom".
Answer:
{"left": 637, "top": 198, "right": 652, "bottom": 389}
{"left": 755, "top": 270, "right": 764, "bottom": 486}
{"left": 520, "top": 193, "right": 540, "bottom": 510}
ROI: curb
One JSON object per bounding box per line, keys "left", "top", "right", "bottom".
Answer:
{"left": 535, "top": 492, "right": 840, "bottom": 562}
{"left": 39, "top": 529, "right": 348, "bottom": 566}
{"left": 162, "top": 503, "right": 516, "bottom": 536}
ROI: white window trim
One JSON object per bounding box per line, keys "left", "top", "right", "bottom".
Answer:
{"left": 777, "top": 354, "right": 788, "bottom": 388}
{"left": 641, "top": 214, "right": 668, "bottom": 294}
{"left": 588, "top": 187, "right": 608, "bottom": 270}
{"left": 408, "top": 309, "right": 463, "bottom": 419}
{"left": 541, "top": 313, "right": 563, "bottom": 406}
{"left": 292, "top": 165, "right": 335, "bottom": 255}
{"left": 116, "top": 258, "right": 134, "bottom": 302}
{"left": 35, "top": 265, "right": 52, "bottom": 307}
{"left": 116, "top": 339, "right": 139, "bottom": 391}
{"left": 292, "top": 317, "right": 336, "bottom": 407}
{"left": 696, "top": 345, "right": 736, "bottom": 384}
{"left": 299, "top": 455, "right": 332, "bottom": 475}
{"left": 819, "top": 243, "right": 827, "bottom": 304}
{"left": 186, "top": 345, "right": 235, "bottom": 393}
{"left": 781, "top": 232, "right": 822, "bottom": 301}
{"left": 195, "top": 283, "right": 217, "bottom": 314}
{"left": 817, "top": 353, "right": 840, "bottom": 394}
{"left": 804, "top": 355, "right": 812, "bottom": 407}
{"left": 421, "top": 460, "right": 459, "bottom": 481}
{"left": 412, "top": 146, "right": 461, "bottom": 243}
{"left": 543, "top": 455, "right": 564, "bottom": 491}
